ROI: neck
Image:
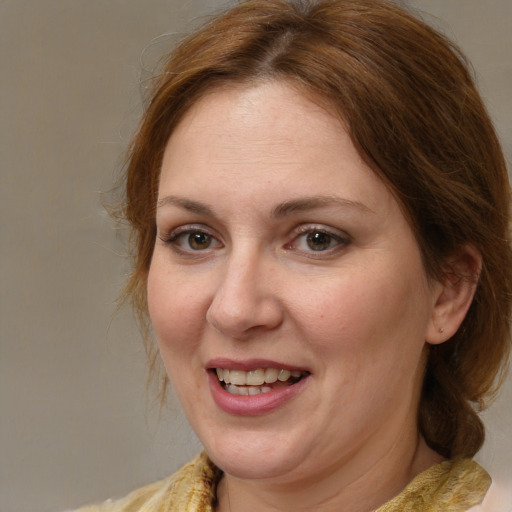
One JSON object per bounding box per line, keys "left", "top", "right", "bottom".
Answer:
{"left": 215, "top": 434, "right": 443, "bottom": 512}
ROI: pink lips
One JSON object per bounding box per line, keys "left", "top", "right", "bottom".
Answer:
{"left": 206, "top": 358, "right": 310, "bottom": 416}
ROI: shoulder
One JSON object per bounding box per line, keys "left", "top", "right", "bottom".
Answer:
{"left": 70, "top": 452, "right": 221, "bottom": 512}
{"left": 377, "top": 459, "right": 491, "bottom": 512}
{"left": 467, "top": 477, "right": 512, "bottom": 512}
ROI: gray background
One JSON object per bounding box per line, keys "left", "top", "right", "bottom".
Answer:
{"left": 1, "top": 1, "right": 510, "bottom": 511}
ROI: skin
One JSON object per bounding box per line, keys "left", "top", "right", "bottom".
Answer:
{"left": 147, "top": 81, "right": 476, "bottom": 511}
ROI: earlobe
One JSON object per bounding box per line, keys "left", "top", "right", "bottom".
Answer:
{"left": 426, "top": 245, "right": 482, "bottom": 345}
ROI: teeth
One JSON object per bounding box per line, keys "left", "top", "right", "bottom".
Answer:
{"left": 226, "top": 384, "right": 274, "bottom": 396}
{"left": 247, "top": 369, "right": 265, "bottom": 386}
{"left": 229, "top": 370, "right": 246, "bottom": 385}
{"left": 248, "top": 386, "right": 261, "bottom": 396}
{"left": 278, "top": 369, "right": 291, "bottom": 382}
{"left": 215, "top": 367, "right": 304, "bottom": 387}
{"left": 264, "top": 368, "right": 279, "bottom": 383}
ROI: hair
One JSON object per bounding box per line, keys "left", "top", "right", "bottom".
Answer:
{"left": 119, "top": 0, "right": 512, "bottom": 459}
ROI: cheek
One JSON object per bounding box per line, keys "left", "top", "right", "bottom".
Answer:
{"left": 289, "top": 264, "right": 429, "bottom": 361}
{"left": 289, "top": 269, "right": 429, "bottom": 419}
{"left": 147, "top": 264, "right": 212, "bottom": 410}
{"left": 147, "top": 259, "right": 208, "bottom": 357}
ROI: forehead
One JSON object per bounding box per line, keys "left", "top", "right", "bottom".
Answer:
{"left": 166, "top": 81, "right": 342, "bottom": 157}
{"left": 157, "top": 80, "right": 401, "bottom": 225}
{"left": 162, "top": 82, "right": 361, "bottom": 179}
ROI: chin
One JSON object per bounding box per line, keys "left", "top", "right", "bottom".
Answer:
{"left": 203, "top": 431, "right": 305, "bottom": 481}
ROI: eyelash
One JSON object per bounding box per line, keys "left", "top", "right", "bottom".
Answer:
{"left": 160, "top": 224, "right": 350, "bottom": 257}
{"left": 285, "top": 225, "right": 350, "bottom": 256}
{"left": 160, "top": 225, "right": 222, "bottom": 255}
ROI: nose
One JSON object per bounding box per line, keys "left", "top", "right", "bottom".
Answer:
{"left": 206, "top": 253, "right": 284, "bottom": 340}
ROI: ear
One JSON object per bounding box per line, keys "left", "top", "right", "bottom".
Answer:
{"left": 426, "top": 245, "right": 482, "bottom": 345}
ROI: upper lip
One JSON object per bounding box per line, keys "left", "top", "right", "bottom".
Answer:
{"left": 206, "top": 358, "right": 311, "bottom": 372}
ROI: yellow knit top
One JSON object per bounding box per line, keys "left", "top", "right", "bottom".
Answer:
{"left": 74, "top": 452, "right": 490, "bottom": 512}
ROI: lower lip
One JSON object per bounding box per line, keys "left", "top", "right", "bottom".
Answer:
{"left": 207, "top": 371, "right": 310, "bottom": 416}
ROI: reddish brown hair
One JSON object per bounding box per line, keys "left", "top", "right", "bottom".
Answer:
{"left": 121, "top": 0, "right": 511, "bottom": 459}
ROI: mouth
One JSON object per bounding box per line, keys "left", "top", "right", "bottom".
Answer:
{"left": 214, "top": 367, "right": 308, "bottom": 396}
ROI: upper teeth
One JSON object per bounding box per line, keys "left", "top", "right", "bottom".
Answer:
{"left": 216, "top": 368, "right": 302, "bottom": 386}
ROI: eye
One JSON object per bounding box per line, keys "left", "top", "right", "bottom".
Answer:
{"left": 304, "top": 231, "right": 334, "bottom": 251}
{"left": 162, "top": 226, "right": 222, "bottom": 253}
{"left": 286, "top": 226, "right": 349, "bottom": 254}
{"left": 185, "top": 232, "right": 214, "bottom": 250}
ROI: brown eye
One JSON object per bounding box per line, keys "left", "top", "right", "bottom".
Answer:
{"left": 285, "top": 226, "right": 350, "bottom": 256}
{"left": 164, "top": 226, "right": 222, "bottom": 254}
{"left": 306, "top": 231, "right": 332, "bottom": 251}
{"left": 188, "top": 232, "right": 212, "bottom": 250}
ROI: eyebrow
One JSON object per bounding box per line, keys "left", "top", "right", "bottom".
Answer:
{"left": 156, "top": 194, "right": 375, "bottom": 217}
{"left": 271, "top": 196, "right": 375, "bottom": 217}
{"left": 156, "top": 196, "right": 214, "bottom": 216}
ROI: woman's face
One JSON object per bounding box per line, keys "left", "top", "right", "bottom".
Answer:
{"left": 148, "top": 82, "right": 442, "bottom": 484}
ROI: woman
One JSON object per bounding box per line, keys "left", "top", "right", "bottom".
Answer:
{"left": 78, "top": 0, "right": 511, "bottom": 510}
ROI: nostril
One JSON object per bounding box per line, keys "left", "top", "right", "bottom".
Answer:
{"left": 206, "top": 294, "right": 283, "bottom": 339}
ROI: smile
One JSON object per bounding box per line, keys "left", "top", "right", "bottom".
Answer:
{"left": 215, "top": 368, "right": 306, "bottom": 396}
